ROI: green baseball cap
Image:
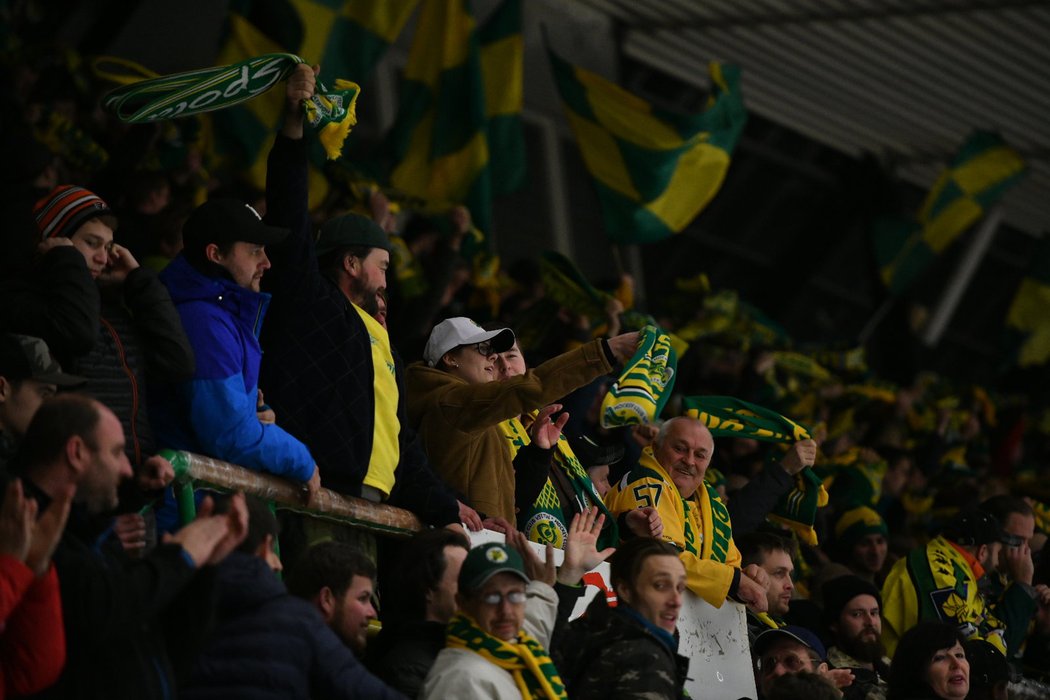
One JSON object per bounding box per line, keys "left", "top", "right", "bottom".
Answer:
{"left": 315, "top": 213, "right": 391, "bottom": 257}
{"left": 459, "top": 542, "right": 529, "bottom": 592}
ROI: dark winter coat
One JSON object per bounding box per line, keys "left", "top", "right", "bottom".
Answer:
{"left": 367, "top": 619, "right": 446, "bottom": 699}
{"left": 180, "top": 551, "right": 404, "bottom": 700}
{"left": 258, "top": 135, "right": 458, "bottom": 526}
{"left": 24, "top": 480, "right": 216, "bottom": 700}
{"left": 555, "top": 594, "right": 689, "bottom": 700}
{"left": 0, "top": 246, "right": 194, "bottom": 466}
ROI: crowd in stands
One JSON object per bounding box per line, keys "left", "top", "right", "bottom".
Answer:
{"left": 3, "top": 26, "right": 1050, "bottom": 700}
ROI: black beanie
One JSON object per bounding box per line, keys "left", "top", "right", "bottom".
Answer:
{"left": 821, "top": 574, "right": 883, "bottom": 628}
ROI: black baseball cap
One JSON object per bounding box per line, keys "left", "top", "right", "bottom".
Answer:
{"left": 315, "top": 212, "right": 392, "bottom": 257}
{"left": 182, "top": 198, "right": 289, "bottom": 254}
{"left": 0, "top": 334, "right": 85, "bottom": 387}
{"left": 754, "top": 625, "right": 827, "bottom": 662}
{"left": 569, "top": 433, "right": 625, "bottom": 468}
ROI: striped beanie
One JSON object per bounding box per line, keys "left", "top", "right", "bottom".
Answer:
{"left": 833, "top": 506, "right": 888, "bottom": 549}
{"left": 33, "top": 185, "right": 115, "bottom": 240}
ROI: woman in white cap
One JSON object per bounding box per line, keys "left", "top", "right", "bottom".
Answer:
{"left": 406, "top": 317, "right": 636, "bottom": 525}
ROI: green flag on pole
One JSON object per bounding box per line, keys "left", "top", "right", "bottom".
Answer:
{"left": 479, "top": 0, "right": 525, "bottom": 195}
{"left": 387, "top": 0, "right": 524, "bottom": 238}
{"left": 873, "top": 130, "right": 1025, "bottom": 296}
{"left": 1007, "top": 236, "right": 1050, "bottom": 367}
{"left": 547, "top": 47, "right": 746, "bottom": 244}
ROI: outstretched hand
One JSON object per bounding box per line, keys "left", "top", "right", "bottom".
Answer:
{"left": 557, "top": 506, "right": 615, "bottom": 586}
{"left": 528, "top": 404, "right": 569, "bottom": 450}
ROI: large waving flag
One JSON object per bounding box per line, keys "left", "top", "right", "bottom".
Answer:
{"left": 479, "top": 0, "right": 525, "bottom": 195}
{"left": 213, "top": 0, "right": 419, "bottom": 198}
{"left": 873, "top": 130, "right": 1026, "bottom": 296}
{"left": 387, "top": 0, "right": 524, "bottom": 237}
{"left": 548, "top": 48, "right": 746, "bottom": 244}
{"left": 1006, "top": 236, "right": 1050, "bottom": 367}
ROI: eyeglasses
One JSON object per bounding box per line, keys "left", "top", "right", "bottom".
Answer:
{"left": 756, "top": 654, "right": 819, "bottom": 674}
{"left": 471, "top": 341, "right": 494, "bottom": 357}
{"left": 479, "top": 590, "right": 527, "bottom": 606}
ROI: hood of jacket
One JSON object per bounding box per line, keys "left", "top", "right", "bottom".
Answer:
{"left": 215, "top": 550, "right": 286, "bottom": 616}
{"left": 160, "top": 255, "right": 271, "bottom": 337}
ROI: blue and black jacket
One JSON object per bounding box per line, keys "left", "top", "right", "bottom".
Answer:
{"left": 152, "top": 255, "right": 314, "bottom": 482}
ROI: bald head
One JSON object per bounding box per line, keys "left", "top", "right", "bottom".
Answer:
{"left": 654, "top": 417, "right": 714, "bottom": 498}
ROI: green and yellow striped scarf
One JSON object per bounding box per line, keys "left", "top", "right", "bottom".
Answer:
{"left": 446, "top": 611, "right": 566, "bottom": 699}
{"left": 498, "top": 415, "right": 617, "bottom": 550}
{"left": 601, "top": 325, "right": 677, "bottom": 428}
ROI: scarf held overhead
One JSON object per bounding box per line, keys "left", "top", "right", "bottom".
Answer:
{"left": 446, "top": 611, "right": 566, "bottom": 700}
{"left": 101, "top": 53, "right": 359, "bottom": 159}
{"left": 683, "top": 396, "right": 827, "bottom": 545}
{"left": 601, "top": 325, "right": 677, "bottom": 428}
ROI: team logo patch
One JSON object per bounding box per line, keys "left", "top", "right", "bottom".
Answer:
{"left": 526, "top": 513, "right": 567, "bottom": 549}
{"left": 486, "top": 546, "right": 509, "bottom": 564}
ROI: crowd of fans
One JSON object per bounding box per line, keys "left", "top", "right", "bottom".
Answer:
{"left": 2, "top": 28, "right": 1050, "bottom": 700}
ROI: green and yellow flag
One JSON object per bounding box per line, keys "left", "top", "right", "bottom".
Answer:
{"left": 547, "top": 49, "right": 746, "bottom": 244}
{"left": 1006, "top": 235, "right": 1050, "bottom": 367}
{"left": 212, "top": 0, "right": 419, "bottom": 199}
{"left": 480, "top": 0, "right": 525, "bottom": 194}
{"left": 873, "top": 130, "right": 1025, "bottom": 296}
{"left": 387, "top": 0, "right": 524, "bottom": 238}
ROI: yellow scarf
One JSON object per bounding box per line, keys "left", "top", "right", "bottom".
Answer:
{"left": 446, "top": 611, "right": 566, "bottom": 699}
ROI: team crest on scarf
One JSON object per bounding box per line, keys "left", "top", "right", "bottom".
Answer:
{"left": 525, "top": 513, "right": 568, "bottom": 549}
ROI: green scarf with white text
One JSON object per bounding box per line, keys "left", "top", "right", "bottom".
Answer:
{"left": 101, "top": 53, "right": 359, "bottom": 159}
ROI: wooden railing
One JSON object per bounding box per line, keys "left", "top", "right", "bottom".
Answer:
{"left": 161, "top": 449, "right": 424, "bottom": 537}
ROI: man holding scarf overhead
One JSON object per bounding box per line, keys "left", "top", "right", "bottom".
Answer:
{"left": 606, "top": 415, "right": 771, "bottom": 610}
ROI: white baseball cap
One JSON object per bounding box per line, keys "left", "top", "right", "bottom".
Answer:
{"left": 423, "top": 317, "right": 516, "bottom": 367}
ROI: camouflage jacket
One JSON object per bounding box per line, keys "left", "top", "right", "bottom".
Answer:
{"left": 827, "top": 646, "right": 889, "bottom": 700}
{"left": 554, "top": 595, "right": 689, "bottom": 700}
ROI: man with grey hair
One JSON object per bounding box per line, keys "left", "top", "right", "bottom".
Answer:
{"left": 606, "top": 415, "right": 770, "bottom": 610}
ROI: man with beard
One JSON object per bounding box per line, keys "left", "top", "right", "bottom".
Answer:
{"left": 739, "top": 532, "right": 796, "bottom": 642}
{"left": 20, "top": 394, "right": 248, "bottom": 698}
{"left": 255, "top": 64, "right": 464, "bottom": 549}
{"left": 823, "top": 575, "right": 890, "bottom": 700}
{"left": 880, "top": 508, "right": 1008, "bottom": 656}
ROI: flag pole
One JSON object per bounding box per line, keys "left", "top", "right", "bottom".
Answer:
{"left": 857, "top": 297, "right": 895, "bottom": 345}
{"left": 920, "top": 205, "right": 1003, "bottom": 347}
